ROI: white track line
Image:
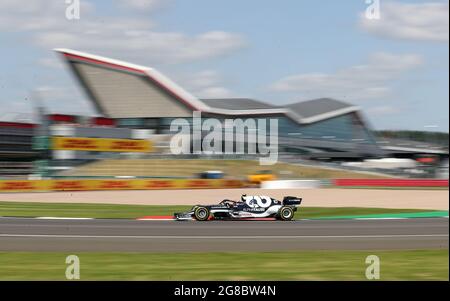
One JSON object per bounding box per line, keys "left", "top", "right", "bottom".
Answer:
{"left": 0, "top": 234, "right": 447, "bottom": 239}
{"left": 1, "top": 216, "right": 448, "bottom": 221}
{"left": 136, "top": 218, "right": 176, "bottom": 221}
{"left": 354, "top": 217, "right": 407, "bottom": 220}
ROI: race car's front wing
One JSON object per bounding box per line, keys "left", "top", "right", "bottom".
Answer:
{"left": 174, "top": 211, "right": 196, "bottom": 221}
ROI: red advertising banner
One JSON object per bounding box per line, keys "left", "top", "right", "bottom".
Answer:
{"left": 333, "top": 179, "right": 449, "bottom": 187}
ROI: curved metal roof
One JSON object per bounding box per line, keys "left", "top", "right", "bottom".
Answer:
{"left": 56, "top": 48, "right": 360, "bottom": 124}
{"left": 201, "top": 98, "right": 276, "bottom": 110}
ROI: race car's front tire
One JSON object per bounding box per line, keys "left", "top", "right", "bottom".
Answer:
{"left": 278, "top": 206, "right": 294, "bottom": 221}
{"left": 193, "top": 206, "right": 210, "bottom": 221}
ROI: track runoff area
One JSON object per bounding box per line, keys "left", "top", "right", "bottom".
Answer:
{"left": 0, "top": 193, "right": 448, "bottom": 283}
{"left": 0, "top": 215, "right": 447, "bottom": 252}
{"left": 0, "top": 185, "right": 448, "bottom": 252}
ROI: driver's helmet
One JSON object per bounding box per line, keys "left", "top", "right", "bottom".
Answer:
{"left": 241, "top": 194, "right": 247, "bottom": 202}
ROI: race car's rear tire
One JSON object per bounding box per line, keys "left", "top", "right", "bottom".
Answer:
{"left": 193, "top": 206, "right": 210, "bottom": 221}
{"left": 278, "top": 206, "right": 294, "bottom": 221}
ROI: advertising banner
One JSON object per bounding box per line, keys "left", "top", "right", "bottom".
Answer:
{"left": 334, "top": 178, "right": 449, "bottom": 187}
{"left": 52, "top": 137, "right": 153, "bottom": 152}
{"left": 0, "top": 180, "right": 49, "bottom": 192}
{"left": 0, "top": 179, "right": 245, "bottom": 192}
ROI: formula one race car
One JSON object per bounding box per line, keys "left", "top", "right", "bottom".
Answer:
{"left": 174, "top": 195, "right": 302, "bottom": 221}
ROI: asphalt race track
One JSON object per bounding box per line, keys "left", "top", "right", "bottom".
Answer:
{"left": 0, "top": 217, "right": 448, "bottom": 252}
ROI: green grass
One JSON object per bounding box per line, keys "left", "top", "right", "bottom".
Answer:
{"left": 0, "top": 201, "right": 188, "bottom": 219}
{"left": 0, "top": 201, "right": 433, "bottom": 219}
{"left": 0, "top": 250, "right": 447, "bottom": 280}
{"left": 60, "top": 158, "right": 387, "bottom": 179}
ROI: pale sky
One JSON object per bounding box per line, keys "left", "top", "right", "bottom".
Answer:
{"left": 0, "top": 0, "right": 448, "bottom": 131}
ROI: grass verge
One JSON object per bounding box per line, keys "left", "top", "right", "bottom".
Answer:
{"left": 0, "top": 201, "right": 435, "bottom": 219}
{"left": 0, "top": 250, "right": 447, "bottom": 280}
{"left": 60, "top": 158, "right": 388, "bottom": 178}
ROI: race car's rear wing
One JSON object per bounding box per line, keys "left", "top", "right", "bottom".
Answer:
{"left": 282, "top": 196, "right": 302, "bottom": 206}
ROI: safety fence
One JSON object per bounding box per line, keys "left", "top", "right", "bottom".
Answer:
{"left": 0, "top": 179, "right": 245, "bottom": 192}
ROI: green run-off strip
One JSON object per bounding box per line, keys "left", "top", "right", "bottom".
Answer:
{"left": 311, "top": 211, "right": 449, "bottom": 220}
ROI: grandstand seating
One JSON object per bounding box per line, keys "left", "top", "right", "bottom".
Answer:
{"left": 0, "top": 122, "right": 38, "bottom": 177}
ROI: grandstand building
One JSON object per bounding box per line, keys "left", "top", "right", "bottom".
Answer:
{"left": 55, "top": 48, "right": 384, "bottom": 160}
{"left": 1, "top": 49, "right": 447, "bottom": 178}
{"left": 0, "top": 122, "right": 38, "bottom": 177}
